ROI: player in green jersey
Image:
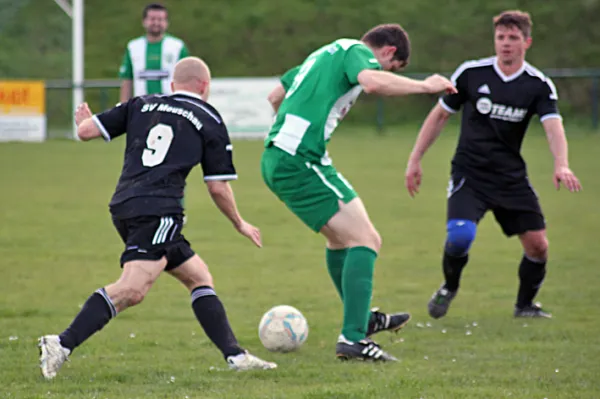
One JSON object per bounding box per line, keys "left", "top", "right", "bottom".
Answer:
{"left": 118, "top": 3, "right": 189, "bottom": 102}
{"left": 262, "top": 24, "right": 457, "bottom": 362}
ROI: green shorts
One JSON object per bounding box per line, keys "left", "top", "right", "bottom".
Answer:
{"left": 261, "top": 146, "right": 357, "bottom": 232}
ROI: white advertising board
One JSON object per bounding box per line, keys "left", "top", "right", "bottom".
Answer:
{"left": 208, "top": 77, "right": 279, "bottom": 139}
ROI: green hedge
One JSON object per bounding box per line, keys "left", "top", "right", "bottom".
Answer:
{"left": 2, "top": 0, "right": 598, "bottom": 129}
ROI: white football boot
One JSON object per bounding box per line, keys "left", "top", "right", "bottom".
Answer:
{"left": 38, "top": 335, "right": 70, "bottom": 379}
{"left": 227, "top": 350, "right": 277, "bottom": 371}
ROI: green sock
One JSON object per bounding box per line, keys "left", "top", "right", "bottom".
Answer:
{"left": 326, "top": 248, "right": 348, "bottom": 300}
{"left": 341, "top": 246, "right": 377, "bottom": 342}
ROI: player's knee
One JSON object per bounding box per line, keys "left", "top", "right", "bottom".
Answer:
{"left": 166, "top": 254, "right": 215, "bottom": 292}
{"left": 347, "top": 228, "right": 381, "bottom": 252}
{"left": 370, "top": 229, "right": 382, "bottom": 252}
{"left": 330, "top": 222, "right": 381, "bottom": 252}
{"left": 525, "top": 236, "right": 549, "bottom": 261}
{"left": 445, "top": 219, "right": 477, "bottom": 257}
{"left": 355, "top": 227, "right": 381, "bottom": 253}
{"left": 184, "top": 273, "right": 213, "bottom": 292}
{"left": 122, "top": 285, "right": 147, "bottom": 307}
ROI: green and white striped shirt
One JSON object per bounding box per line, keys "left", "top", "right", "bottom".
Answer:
{"left": 119, "top": 34, "right": 189, "bottom": 96}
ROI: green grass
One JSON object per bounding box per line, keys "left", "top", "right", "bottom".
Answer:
{"left": 1, "top": 124, "right": 599, "bottom": 399}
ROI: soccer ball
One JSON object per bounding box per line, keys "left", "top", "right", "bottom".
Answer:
{"left": 258, "top": 305, "right": 309, "bottom": 352}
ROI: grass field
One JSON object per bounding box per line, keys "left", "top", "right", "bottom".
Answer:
{"left": 1, "top": 124, "right": 599, "bottom": 399}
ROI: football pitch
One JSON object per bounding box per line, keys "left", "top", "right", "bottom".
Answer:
{"left": 1, "top": 124, "right": 599, "bottom": 399}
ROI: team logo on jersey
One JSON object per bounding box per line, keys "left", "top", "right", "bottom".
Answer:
{"left": 476, "top": 97, "right": 527, "bottom": 123}
{"left": 476, "top": 97, "right": 493, "bottom": 114}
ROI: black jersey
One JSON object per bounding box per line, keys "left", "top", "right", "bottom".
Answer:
{"left": 93, "top": 90, "right": 237, "bottom": 219}
{"left": 440, "top": 56, "right": 560, "bottom": 189}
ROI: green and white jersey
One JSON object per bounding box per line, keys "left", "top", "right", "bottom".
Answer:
{"left": 119, "top": 34, "right": 189, "bottom": 96}
{"left": 265, "top": 39, "right": 381, "bottom": 164}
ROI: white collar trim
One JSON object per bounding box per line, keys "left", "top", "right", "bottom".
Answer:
{"left": 493, "top": 56, "right": 526, "bottom": 82}
{"left": 172, "top": 90, "right": 203, "bottom": 101}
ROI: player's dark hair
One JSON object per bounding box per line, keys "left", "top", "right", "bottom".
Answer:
{"left": 361, "top": 24, "right": 411, "bottom": 65}
{"left": 493, "top": 10, "right": 532, "bottom": 39}
{"left": 143, "top": 3, "right": 168, "bottom": 19}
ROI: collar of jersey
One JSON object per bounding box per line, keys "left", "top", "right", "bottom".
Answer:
{"left": 172, "top": 90, "right": 203, "bottom": 101}
{"left": 492, "top": 56, "right": 526, "bottom": 83}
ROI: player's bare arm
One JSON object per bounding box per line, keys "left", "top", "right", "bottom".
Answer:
{"left": 357, "top": 70, "right": 457, "bottom": 96}
{"left": 119, "top": 80, "right": 133, "bottom": 103}
{"left": 206, "top": 180, "right": 262, "bottom": 248}
{"left": 405, "top": 103, "right": 453, "bottom": 197}
{"left": 267, "top": 83, "right": 286, "bottom": 113}
{"left": 542, "top": 117, "right": 582, "bottom": 192}
{"left": 75, "top": 103, "right": 103, "bottom": 141}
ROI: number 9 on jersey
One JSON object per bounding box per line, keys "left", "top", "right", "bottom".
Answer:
{"left": 142, "top": 124, "right": 174, "bottom": 167}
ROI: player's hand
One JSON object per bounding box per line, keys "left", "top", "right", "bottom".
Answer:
{"left": 553, "top": 165, "right": 582, "bottom": 192}
{"left": 423, "top": 74, "right": 458, "bottom": 95}
{"left": 405, "top": 158, "right": 423, "bottom": 197}
{"left": 75, "top": 102, "right": 93, "bottom": 126}
{"left": 235, "top": 220, "right": 263, "bottom": 248}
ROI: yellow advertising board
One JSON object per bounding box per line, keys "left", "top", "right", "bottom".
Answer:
{"left": 0, "top": 81, "right": 46, "bottom": 141}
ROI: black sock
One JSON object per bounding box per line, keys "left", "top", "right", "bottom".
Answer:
{"left": 191, "top": 286, "right": 243, "bottom": 359}
{"left": 59, "top": 288, "right": 117, "bottom": 352}
{"left": 442, "top": 252, "right": 469, "bottom": 292}
{"left": 516, "top": 255, "right": 547, "bottom": 308}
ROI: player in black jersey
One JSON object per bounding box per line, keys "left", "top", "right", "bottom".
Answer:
{"left": 39, "top": 57, "right": 276, "bottom": 379}
{"left": 404, "top": 10, "right": 582, "bottom": 319}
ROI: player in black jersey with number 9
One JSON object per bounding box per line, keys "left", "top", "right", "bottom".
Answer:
{"left": 38, "top": 57, "right": 276, "bottom": 379}
{"left": 405, "top": 11, "right": 582, "bottom": 319}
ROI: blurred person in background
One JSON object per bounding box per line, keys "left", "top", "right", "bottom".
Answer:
{"left": 119, "top": 3, "right": 189, "bottom": 101}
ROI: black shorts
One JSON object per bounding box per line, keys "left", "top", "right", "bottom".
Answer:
{"left": 112, "top": 214, "right": 194, "bottom": 270}
{"left": 446, "top": 174, "right": 545, "bottom": 237}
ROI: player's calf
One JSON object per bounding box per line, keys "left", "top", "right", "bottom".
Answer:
{"left": 427, "top": 219, "right": 476, "bottom": 319}
{"left": 516, "top": 254, "right": 547, "bottom": 310}
{"left": 53, "top": 287, "right": 118, "bottom": 353}
{"left": 39, "top": 260, "right": 165, "bottom": 378}
{"left": 169, "top": 255, "right": 276, "bottom": 368}
{"left": 39, "top": 288, "right": 116, "bottom": 379}
{"left": 442, "top": 219, "right": 476, "bottom": 291}
{"left": 320, "top": 198, "right": 382, "bottom": 343}
{"left": 517, "top": 231, "right": 549, "bottom": 311}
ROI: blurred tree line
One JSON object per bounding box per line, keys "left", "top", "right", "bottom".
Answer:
{"left": 1, "top": 0, "right": 598, "bottom": 128}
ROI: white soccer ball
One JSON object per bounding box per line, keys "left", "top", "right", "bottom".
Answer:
{"left": 258, "top": 305, "right": 309, "bottom": 352}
